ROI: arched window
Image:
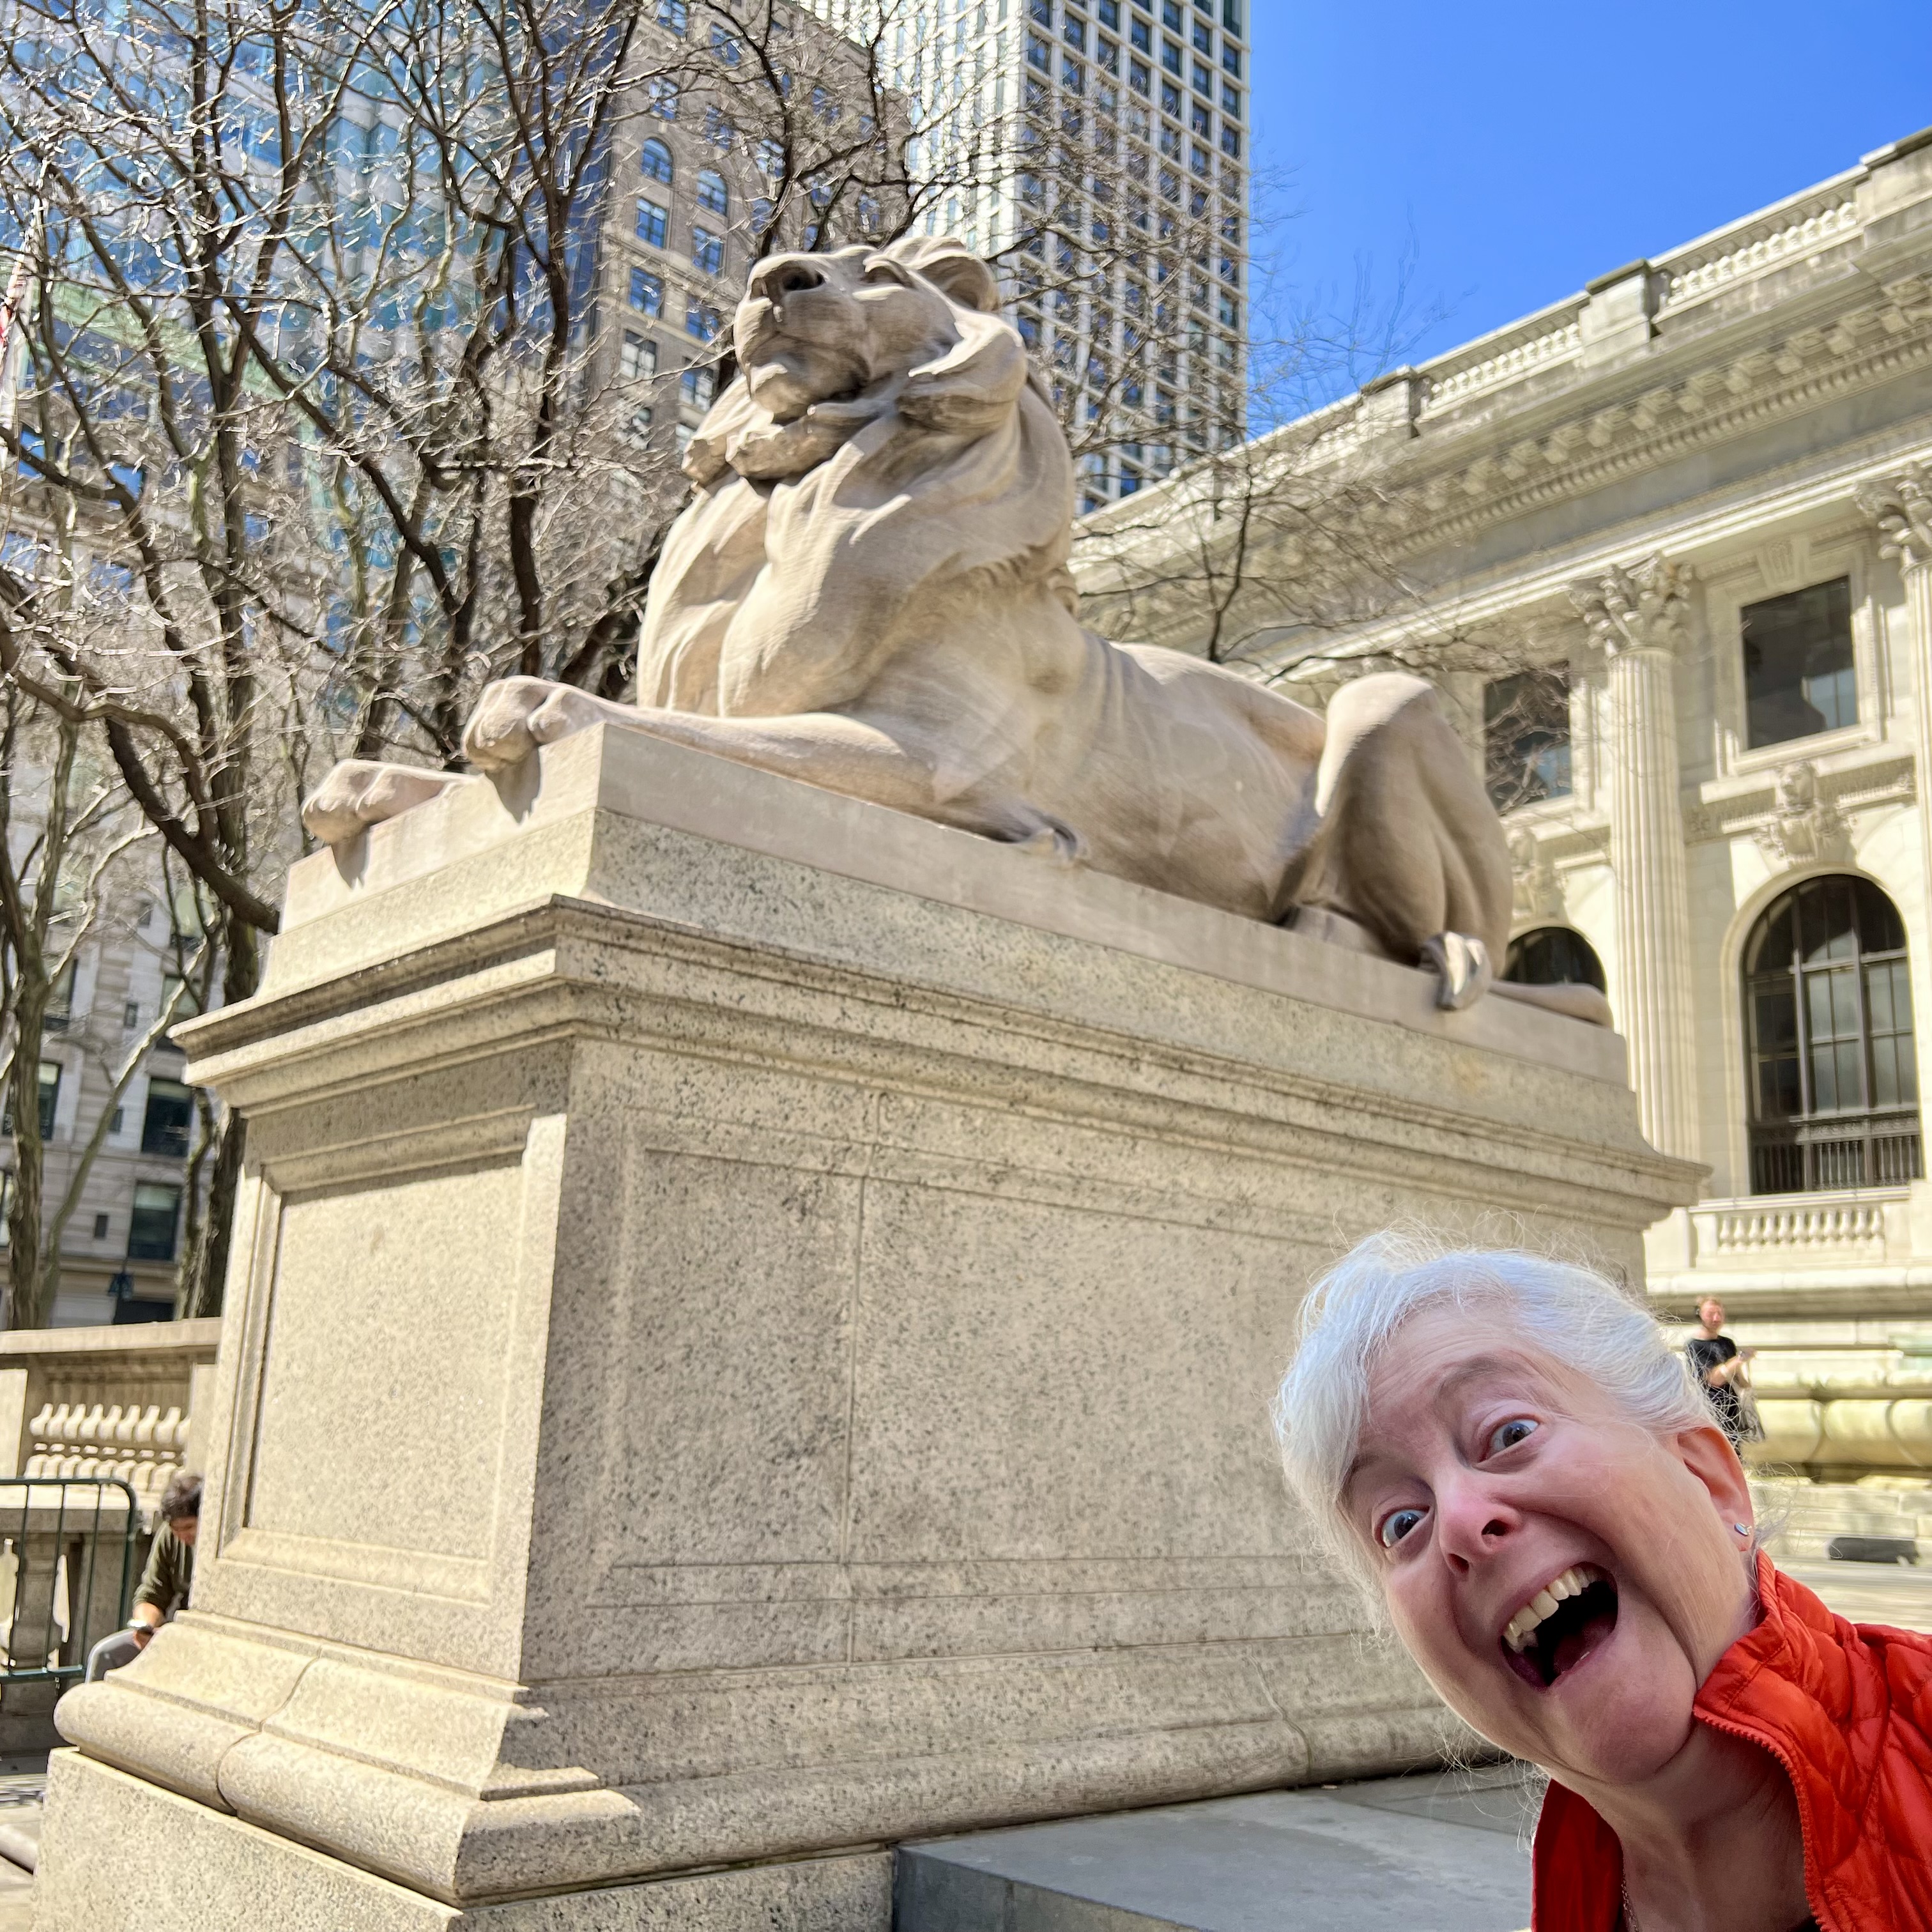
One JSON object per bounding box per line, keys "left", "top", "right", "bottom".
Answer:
{"left": 641, "top": 137, "right": 674, "bottom": 185}
{"left": 696, "top": 168, "right": 729, "bottom": 217}
{"left": 1503, "top": 926, "right": 1606, "bottom": 992}
{"left": 1743, "top": 875, "right": 1921, "bottom": 1193}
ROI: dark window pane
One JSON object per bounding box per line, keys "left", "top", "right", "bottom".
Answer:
{"left": 126, "top": 1183, "right": 181, "bottom": 1262}
{"left": 1868, "top": 961, "right": 1896, "bottom": 1034}
{"left": 1830, "top": 969, "right": 1860, "bottom": 1039}
{"left": 1502, "top": 924, "right": 1605, "bottom": 991}
{"left": 1752, "top": 984, "right": 1797, "bottom": 1052}
{"left": 1810, "top": 1043, "right": 1839, "bottom": 1112}
{"left": 1746, "top": 904, "right": 1793, "bottom": 974}
{"left": 1757, "top": 1056, "right": 1801, "bottom": 1119}
{"left": 141, "top": 1078, "right": 194, "bottom": 1158}
{"left": 1836, "top": 1041, "right": 1862, "bottom": 1109}
{"left": 1742, "top": 577, "right": 1854, "bottom": 749}
{"left": 1872, "top": 1036, "right": 1901, "bottom": 1110}
{"left": 1855, "top": 877, "right": 1906, "bottom": 954}
{"left": 1483, "top": 666, "right": 1572, "bottom": 811}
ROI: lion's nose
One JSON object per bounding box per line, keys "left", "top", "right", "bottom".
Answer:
{"left": 751, "top": 256, "right": 825, "bottom": 302}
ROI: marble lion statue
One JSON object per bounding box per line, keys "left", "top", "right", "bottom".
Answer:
{"left": 305, "top": 234, "right": 1590, "bottom": 1017}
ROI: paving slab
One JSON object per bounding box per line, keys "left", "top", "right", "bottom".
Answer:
{"left": 1786, "top": 1558, "right": 1932, "bottom": 1634}
{"left": 897, "top": 1765, "right": 1538, "bottom": 1932}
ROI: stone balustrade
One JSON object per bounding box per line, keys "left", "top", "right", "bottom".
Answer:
{"left": 22, "top": 1401, "right": 192, "bottom": 1513}
{"left": 1709, "top": 1200, "right": 1892, "bottom": 1254}
{"left": 0, "top": 1321, "right": 220, "bottom": 1525}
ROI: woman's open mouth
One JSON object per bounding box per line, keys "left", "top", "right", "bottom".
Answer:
{"left": 1498, "top": 1562, "right": 1618, "bottom": 1689}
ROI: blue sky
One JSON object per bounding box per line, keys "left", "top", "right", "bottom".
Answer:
{"left": 1246, "top": 0, "right": 1932, "bottom": 403}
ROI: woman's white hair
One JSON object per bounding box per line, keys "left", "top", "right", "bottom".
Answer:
{"left": 1272, "top": 1231, "right": 1712, "bottom": 1572}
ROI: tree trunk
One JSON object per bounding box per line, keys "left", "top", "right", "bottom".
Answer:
{"left": 4, "top": 1002, "right": 49, "bottom": 1331}
{"left": 176, "top": 912, "right": 261, "bottom": 1320}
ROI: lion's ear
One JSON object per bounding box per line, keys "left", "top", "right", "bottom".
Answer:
{"left": 881, "top": 234, "right": 1000, "bottom": 314}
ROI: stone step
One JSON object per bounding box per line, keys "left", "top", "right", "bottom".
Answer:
{"left": 896, "top": 1767, "right": 1537, "bottom": 1932}
{"left": 1753, "top": 1478, "right": 1932, "bottom": 1561}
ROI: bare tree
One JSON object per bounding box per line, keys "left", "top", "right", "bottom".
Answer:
{"left": 0, "top": 0, "right": 1292, "bottom": 1312}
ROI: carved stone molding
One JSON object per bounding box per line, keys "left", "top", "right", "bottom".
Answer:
{"left": 1680, "top": 755, "right": 1917, "bottom": 845}
{"left": 1857, "top": 463, "right": 1932, "bottom": 576}
{"left": 1567, "top": 555, "right": 1692, "bottom": 657}
{"left": 1751, "top": 760, "right": 1851, "bottom": 868}
{"left": 1347, "top": 279, "right": 1932, "bottom": 567}
{"left": 1506, "top": 825, "right": 1565, "bottom": 921}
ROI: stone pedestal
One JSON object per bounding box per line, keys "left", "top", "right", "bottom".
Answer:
{"left": 35, "top": 724, "right": 1699, "bottom": 1929}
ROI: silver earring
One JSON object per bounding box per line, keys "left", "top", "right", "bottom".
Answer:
{"left": 1733, "top": 1524, "right": 1751, "bottom": 1535}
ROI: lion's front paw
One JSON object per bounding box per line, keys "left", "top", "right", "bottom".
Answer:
{"left": 302, "top": 760, "right": 464, "bottom": 849}
{"left": 462, "top": 678, "right": 606, "bottom": 772}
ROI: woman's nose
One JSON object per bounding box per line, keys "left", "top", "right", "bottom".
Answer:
{"left": 1434, "top": 1478, "right": 1521, "bottom": 1572}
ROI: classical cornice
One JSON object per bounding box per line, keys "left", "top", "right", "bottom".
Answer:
{"left": 1354, "top": 276, "right": 1932, "bottom": 562}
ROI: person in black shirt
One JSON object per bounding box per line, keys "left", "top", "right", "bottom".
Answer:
{"left": 1685, "top": 1296, "right": 1754, "bottom": 1441}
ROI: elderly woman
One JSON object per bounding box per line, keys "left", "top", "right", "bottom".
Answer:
{"left": 1273, "top": 1237, "right": 1932, "bottom": 1932}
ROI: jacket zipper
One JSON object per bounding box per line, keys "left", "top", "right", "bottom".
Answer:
{"left": 1692, "top": 1706, "right": 1837, "bottom": 1932}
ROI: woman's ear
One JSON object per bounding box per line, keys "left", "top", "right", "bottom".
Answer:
{"left": 1673, "top": 1421, "right": 1755, "bottom": 1538}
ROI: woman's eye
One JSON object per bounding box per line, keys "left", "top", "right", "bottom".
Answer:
{"left": 1485, "top": 1418, "right": 1538, "bottom": 1456}
{"left": 1378, "top": 1507, "right": 1425, "bottom": 1549}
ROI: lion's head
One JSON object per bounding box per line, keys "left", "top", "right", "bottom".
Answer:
{"left": 639, "top": 236, "right": 1077, "bottom": 716}
{"left": 733, "top": 237, "right": 1000, "bottom": 417}
{"left": 684, "top": 235, "right": 1032, "bottom": 486}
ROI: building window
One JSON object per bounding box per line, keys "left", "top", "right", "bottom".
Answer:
{"left": 685, "top": 300, "right": 721, "bottom": 341}
{"left": 140, "top": 1077, "right": 195, "bottom": 1158}
{"left": 640, "top": 137, "right": 673, "bottom": 186}
{"left": 636, "top": 198, "right": 668, "bottom": 248}
{"left": 691, "top": 224, "right": 724, "bottom": 275}
{"left": 655, "top": 0, "right": 686, "bottom": 29}
{"left": 1504, "top": 927, "right": 1606, "bottom": 991}
{"left": 647, "top": 77, "right": 678, "bottom": 119}
{"left": 2, "top": 1061, "right": 61, "bottom": 1140}
{"left": 1742, "top": 576, "right": 1855, "bottom": 749}
{"left": 696, "top": 167, "right": 729, "bottom": 217}
{"left": 93, "top": 1212, "right": 109, "bottom": 1239}
{"left": 126, "top": 1182, "right": 183, "bottom": 1262}
{"left": 1744, "top": 874, "right": 1920, "bottom": 1194}
{"left": 620, "top": 332, "right": 658, "bottom": 382}
{"left": 682, "top": 364, "right": 716, "bottom": 410}
{"left": 629, "top": 266, "right": 663, "bottom": 316}
{"left": 1483, "top": 665, "right": 1572, "bottom": 811}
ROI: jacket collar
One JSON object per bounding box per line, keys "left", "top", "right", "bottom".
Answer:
{"left": 1530, "top": 1557, "right": 1836, "bottom": 1931}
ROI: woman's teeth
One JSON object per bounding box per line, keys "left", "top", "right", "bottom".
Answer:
{"left": 1502, "top": 1563, "right": 1604, "bottom": 1653}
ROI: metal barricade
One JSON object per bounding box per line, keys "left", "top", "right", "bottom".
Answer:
{"left": 0, "top": 1478, "right": 139, "bottom": 1685}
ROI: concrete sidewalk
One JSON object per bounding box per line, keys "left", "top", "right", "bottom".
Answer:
{"left": 898, "top": 1764, "right": 1539, "bottom": 1932}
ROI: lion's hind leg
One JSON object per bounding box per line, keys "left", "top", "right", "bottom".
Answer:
{"left": 1276, "top": 673, "right": 1513, "bottom": 1005}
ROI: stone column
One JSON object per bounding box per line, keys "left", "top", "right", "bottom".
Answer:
{"left": 1569, "top": 555, "right": 1700, "bottom": 1160}
{"left": 1859, "top": 465, "right": 1932, "bottom": 913}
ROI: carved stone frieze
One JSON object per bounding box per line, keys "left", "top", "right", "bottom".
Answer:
{"left": 1567, "top": 554, "right": 1692, "bottom": 657}
{"left": 1506, "top": 825, "right": 1565, "bottom": 920}
{"left": 1751, "top": 761, "right": 1851, "bottom": 868}
{"left": 1680, "top": 755, "right": 1917, "bottom": 845}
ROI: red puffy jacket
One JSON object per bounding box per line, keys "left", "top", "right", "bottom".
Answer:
{"left": 1532, "top": 1555, "right": 1932, "bottom": 1931}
